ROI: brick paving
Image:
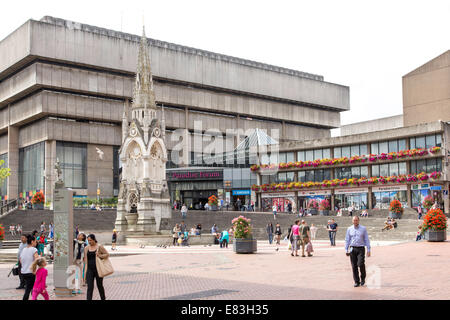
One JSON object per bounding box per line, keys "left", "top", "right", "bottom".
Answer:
{"left": 1, "top": 239, "right": 449, "bottom": 300}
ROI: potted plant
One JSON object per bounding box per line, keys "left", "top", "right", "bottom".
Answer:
{"left": 319, "top": 199, "right": 331, "bottom": 216}
{"left": 389, "top": 199, "right": 403, "bottom": 219}
{"left": 422, "top": 195, "right": 434, "bottom": 213}
{"left": 31, "top": 191, "right": 45, "bottom": 210}
{"left": 208, "top": 195, "right": 218, "bottom": 211}
{"left": 421, "top": 208, "right": 447, "bottom": 242}
{"left": 307, "top": 199, "right": 319, "bottom": 215}
{"left": 232, "top": 216, "right": 257, "bottom": 254}
{"left": 0, "top": 224, "right": 4, "bottom": 249}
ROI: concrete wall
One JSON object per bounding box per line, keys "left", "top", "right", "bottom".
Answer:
{"left": 403, "top": 50, "right": 450, "bottom": 126}
{"left": 0, "top": 18, "right": 349, "bottom": 111}
{"left": 340, "top": 115, "right": 404, "bottom": 136}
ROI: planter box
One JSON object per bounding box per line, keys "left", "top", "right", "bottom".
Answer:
{"left": 32, "top": 203, "right": 44, "bottom": 210}
{"left": 0, "top": 241, "right": 2, "bottom": 249}
{"left": 308, "top": 209, "right": 318, "bottom": 216}
{"left": 424, "top": 230, "right": 447, "bottom": 242}
{"left": 319, "top": 210, "right": 329, "bottom": 216}
{"left": 233, "top": 238, "right": 257, "bottom": 254}
{"left": 388, "top": 211, "right": 402, "bottom": 219}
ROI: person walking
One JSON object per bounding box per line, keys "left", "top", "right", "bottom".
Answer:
{"left": 417, "top": 206, "right": 423, "bottom": 220}
{"left": 289, "top": 220, "right": 301, "bottom": 257}
{"left": 266, "top": 222, "right": 274, "bottom": 244}
{"left": 40, "top": 222, "right": 46, "bottom": 234}
{"left": 48, "top": 222, "right": 54, "bottom": 239}
{"left": 181, "top": 204, "right": 188, "bottom": 219}
{"left": 16, "top": 235, "right": 28, "bottom": 289}
{"left": 180, "top": 221, "right": 187, "bottom": 234}
{"left": 73, "top": 233, "right": 87, "bottom": 293}
{"left": 310, "top": 224, "right": 318, "bottom": 240}
{"left": 274, "top": 223, "right": 282, "bottom": 251}
{"left": 345, "top": 216, "right": 371, "bottom": 287}
{"left": 172, "top": 224, "right": 181, "bottom": 246}
{"left": 272, "top": 204, "right": 277, "bottom": 220}
{"left": 31, "top": 257, "right": 49, "bottom": 300}
{"left": 299, "top": 220, "right": 312, "bottom": 257}
{"left": 327, "top": 219, "right": 338, "bottom": 246}
{"left": 348, "top": 205, "right": 354, "bottom": 217}
{"left": 83, "top": 234, "right": 109, "bottom": 300}
{"left": 111, "top": 229, "right": 118, "bottom": 251}
{"left": 20, "top": 235, "right": 39, "bottom": 300}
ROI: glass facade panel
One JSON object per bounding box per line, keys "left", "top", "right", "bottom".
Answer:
{"left": 415, "top": 136, "right": 425, "bottom": 149}
{"left": 410, "top": 137, "right": 416, "bottom": 149}
{"left": 315, "top": 170, "right": 323, "bottom": 182}
{"left": 286, "top": 152, "right": 295, "bottom": 163}
{"left": 341, "top": 146, "right": 350, "bottom": 158}
{"left": 286, "top": 172, "right": 295, "bottom": 182}
{"left": 279, "top": 152, "right": 287, "bottom": 163}
{"left": 334, "top": 147, "right": 341, "bottom": 159}
{"left": 371, "top": 143, "right": 378, "bottom": 155}
{"left": 56, "top": 142, "right": 87, "bottom": 189}
{"left": 314, "top": 149, "right": 322, "bottom": 161}
{"left": 323, "top": 148, "right": 331, "bottom": 159}
{"left": 436, "top": 134, "right": 442, "bottom": 147}
{"left": 335, "top": 167, "right": 352, "bottom": 179}
{"left": 323, "top": 169, "right": 331, "bottom": 181}
{"left": 298, "top": 171, "right": 305, "bottom": 182}
{"left": 305, "top": 150, "right": 314, "bottom": 162}
{"left": 19, "top": 142, "right": 45, "bottom": 195}
{"left": 398, "top": 139, "right": 406, "bottom": 151}
{"left": 297, "top": 151, "right": 305, "bottom": 162}
{"left": 379, "top": 164, "right": 389, "bottom": 176}
{"left": 416, "top": 159, "right": 426, "bottom": 173}
{"left": 372, "top": 165, "right": 379, "bottom": 177}
{"left": 0, "top": 154, "right": 7, "bottom": 197}
{"left": 425, "top": 135, "right": 435, "bottom": 148}
{"left": 351, "top": 145, "right": 359, "bottom": 157}
{"left": 360, "top": 144, "right": 368, "bottom": 156}
{"left": 360, "top": 166, "right": 368, "bottom": 178}
{"left": 379, "top": 141, "right": 388, "bottom": 154}
{"left": 388, "top": 140, "right": 398, "bottom": 153}
{"left": 351, "top": 166, "right": 361, "bottom": 178}
{"left": 389, "top": 163, "right": 398, "bottom": 176}
{"left": 436, "top": 159, "right": 442, "bottom": 172}
{"left": 399, "top": 162, "right": 407, "bottom": 175}
{"left": 305, "top": 170, "right": 314, "bottom": 182}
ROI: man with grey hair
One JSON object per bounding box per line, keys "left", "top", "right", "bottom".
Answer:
{"left": 345, "top": 216, "right": 371, "bottom": 287}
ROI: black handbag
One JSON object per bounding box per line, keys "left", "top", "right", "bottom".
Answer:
{"left": 12, "top": 265, "right": 19, "bottom": 276}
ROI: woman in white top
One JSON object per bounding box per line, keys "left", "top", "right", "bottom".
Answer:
{"left": 272, "top": 205, "right": 277, "bottom": 220}
{"left": 20, "top": 235, "right": 39, "bottom": 300}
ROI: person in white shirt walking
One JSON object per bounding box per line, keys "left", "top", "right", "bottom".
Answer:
{"left": 272, "top": 205, "right": 277, "bottom": 220}
{"left": 181, "top": 204, "right": 188, "bottom": 219}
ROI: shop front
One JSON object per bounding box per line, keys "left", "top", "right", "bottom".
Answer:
{"left": 261, "top": 192, "right": 296, "bottom": 212}
{"left": 232, "top": 189, "right": 252, "bottom": 210}
{"left": 298, "top": 190, "right": 332, "bottom": 211}
{"left": 411, "top": 183, "right": 444, "bottom": 210}
{"left": 372, "top": 185, "right": 408, "bottom": 209}
{"left": 167, "top": 169, "right": 223, "bottom": 210}
{"left": 334, "top": 188, "right": 369, "bottom": 210}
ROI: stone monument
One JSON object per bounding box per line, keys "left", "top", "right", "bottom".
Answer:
{"left": 52, "top": 159, "right": 74, "bottom": 297}
{"left": 114, "top": 26, "right": 171, "bottom": 238}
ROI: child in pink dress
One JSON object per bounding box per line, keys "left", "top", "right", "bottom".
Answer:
{"left": 31, "top": 257, "right": 49, "bottom": 300}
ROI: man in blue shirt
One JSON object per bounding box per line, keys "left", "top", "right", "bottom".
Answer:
{"left": 345, "top": 216, "right": 371, "bottom": 287}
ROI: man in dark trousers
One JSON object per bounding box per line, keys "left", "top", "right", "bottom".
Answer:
{"left": 345, "top": 216, "right": 371, "bottom": 287}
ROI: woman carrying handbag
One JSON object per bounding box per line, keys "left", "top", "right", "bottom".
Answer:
{"left": 83, "top": 234, "right": 113, "bottom": 300}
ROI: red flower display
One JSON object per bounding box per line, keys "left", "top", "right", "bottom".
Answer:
{"left": 31, "top": 191, "right": 45, "bottom": 204}
{"left": 421, "top": 208, "right": 447, "bottom": 232}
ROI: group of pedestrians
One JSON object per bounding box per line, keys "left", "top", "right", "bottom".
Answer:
{"left": 9, "top": 224, "right": 22, "bottom": 236}
{"left": 288, "top": 220, "right": 313, "bottom": 257}
{"left": 16, "top": 230, "right": 111, "bottom": 300}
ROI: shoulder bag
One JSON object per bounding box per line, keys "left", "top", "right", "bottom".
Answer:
{"left": 95, "top": 245, "right": 114, "bottom": 278}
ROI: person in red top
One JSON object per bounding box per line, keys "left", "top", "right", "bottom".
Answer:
{"left": 31, "top": 257, "right": 49, "bottom": 300}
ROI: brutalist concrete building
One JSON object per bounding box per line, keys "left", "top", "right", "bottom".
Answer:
{"left": 0, "top": 16, "right": 349, "bottom": 203}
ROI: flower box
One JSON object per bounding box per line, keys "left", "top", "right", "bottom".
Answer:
{"left": 423, "top": 230, "right": 447, "bottom": 242}
{"left": 233, "top": 238, "right": 257, "bottom": 253}
{"left": 388, "top": 211, "right": 402, "bottom": 219}
{"left": 32, "top": 203, "right": 44, "bottom": 210}
{"left": 319, "top": 210, "right": 330, "bottom": 216}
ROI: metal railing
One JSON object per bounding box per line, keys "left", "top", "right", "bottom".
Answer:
{"left": 0, "top": 199, "right": 18, "bottom": 217}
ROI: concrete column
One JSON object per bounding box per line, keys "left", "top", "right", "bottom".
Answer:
{"left": 407, "top": 184, "right": 412, "bottom": 209}
{"left": 368, "top": 187, "right": 373, "bottom": 209}
{"left": 183, "top": 107, "right": 190, "bottom": 166}
{"left": 282, "top": 120, "right": 286, "bottom": 141}
{"left": 7, "top": 126, "right": 19, "bottom": 200}
{"left": 444, "top": 181, "right": 449, "bottom": 214}
{"left": 44, "top": 140, "right": 56, "bottom": 207}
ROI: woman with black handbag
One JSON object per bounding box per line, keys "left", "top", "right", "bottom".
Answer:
{"left": 19, "top": 235, "right": 39, "bottom": 300}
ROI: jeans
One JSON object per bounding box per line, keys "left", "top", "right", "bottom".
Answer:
{"left": 329, "top": 231, "right": 337, "bottom": 246}
{"left": 220, "top": 239, "right": 228, "bottom": 248}
{"left": 86, "top": 268, "right": 106, "bottom": 300}
{"left": 268, "top": 234, "right": 273, "bottom": 244}
{"left": 22, "top": 273, "right": 36, "bottom": 300}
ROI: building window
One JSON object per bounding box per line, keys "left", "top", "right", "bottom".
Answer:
{"left": 19, "top": 142, "right": 45, "bottom": 195}
{"left": 410, "top": 159, "right": 442, "bottom": 174}
{"left": 56, "top": 142, "right": 87, "bottom": 189}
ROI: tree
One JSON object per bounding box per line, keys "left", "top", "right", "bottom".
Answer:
{"left": 0, "top": 159, "right": 10, "bottom": 186}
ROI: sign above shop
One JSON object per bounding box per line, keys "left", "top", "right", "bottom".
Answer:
{"left": 262, "top": 192, "right": 295, "bottom": 198}
{"left": 232, "top": 189, "right": 251, "bottom": 196}
{"left": 372, "top": 185, "right": 407, "bottom": 192}
{"left": 298, "top": 190, "right": 331, "bottom": 196}
{"left": 335, "top": 188, "right": 369, "bottom": 195}
{"left": 167, "top": 170, "right": 223, "bottom": 181}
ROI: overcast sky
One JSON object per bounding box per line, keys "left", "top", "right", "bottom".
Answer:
{"left": 1, "top": 0, "right": 449, "bottom": 127}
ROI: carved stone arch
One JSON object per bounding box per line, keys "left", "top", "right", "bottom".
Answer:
{"left": 148, "top": 137, "right": 168, "bottom": 160}
{"left": 128, "top": 192, "right": 139, "bottom": 213}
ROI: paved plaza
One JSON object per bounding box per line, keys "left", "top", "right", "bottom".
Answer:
{"left": 1, "top": 238, "right": 449, "bottom": 300}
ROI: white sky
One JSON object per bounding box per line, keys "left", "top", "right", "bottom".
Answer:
{"left": 1, "top": 0, "right": 449, "bottom": 126}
